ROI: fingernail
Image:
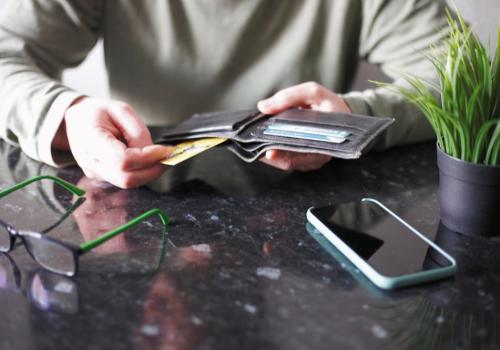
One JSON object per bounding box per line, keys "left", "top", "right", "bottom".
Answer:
{"left": 258, "top": 99, "right": 272, "bottom": 110}
{"left": 160, "top": 146, "right": 175, "bottom": 157}
{"left": 265, "top": 150, "right": 273, "bottom": 160}
{"left": 145, "top": 145, "right": 173, "bottom": 156}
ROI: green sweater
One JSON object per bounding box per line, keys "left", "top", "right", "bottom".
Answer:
{"left": 0, "top": 0, "right": 448, "bottom": 166}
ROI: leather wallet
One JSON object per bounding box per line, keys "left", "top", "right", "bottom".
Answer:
{"left": 156, "top": 108, "right": 394, "bottom": 161}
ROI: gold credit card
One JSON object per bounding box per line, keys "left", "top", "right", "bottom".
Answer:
{"left": 160, "top": 137, "right": 227, "bottom": 166}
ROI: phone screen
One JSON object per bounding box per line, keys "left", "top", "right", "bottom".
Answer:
{"left": 309, "top": 200, "right": 452, "bottom": 277}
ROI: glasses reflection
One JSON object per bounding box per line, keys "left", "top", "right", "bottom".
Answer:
{"left": 0, "top": 253, "right": 79, "bottom": 314}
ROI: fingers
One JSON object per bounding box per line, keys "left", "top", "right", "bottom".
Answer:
{"left": 108, "top": 103, "right": 153, "bottom": 148}
{"left": 79, "top": 149, "right": 170, "bottom": 189}
{"left": 258, "top": 81, "right": 324, "bottom": 114}
{"left": 76, "top": 120, "right": 171, "bottom": 169}
{"left": 257, "top": 81, "right": 351, "bottom": 115}
{"left": 256, "top": 82, "right": 347, "bottom": 172}
{"left": 259, "top": 149, "right": 331, "bottom": 171}
{"left": 65, "top": 98, "right": 173, "bottom": 189}
{"left": 83, "top": 132, "right": 172, "bottom": 188}
{"left": 120, "top": 145, "right": 173, "bottom": 171}
{"left": 104, "top": 163, "right": 168, "bottom": 189}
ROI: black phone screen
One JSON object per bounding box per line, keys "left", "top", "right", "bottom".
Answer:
{"left": 309, "top": 200, "right": 452, "bottom": 277}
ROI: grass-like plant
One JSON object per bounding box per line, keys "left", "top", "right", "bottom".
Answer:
{"left": 383, "top": 11, "right": 500, "bottom": 165}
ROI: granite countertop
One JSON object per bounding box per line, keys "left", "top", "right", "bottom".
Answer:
{"left": 0, "top": 141, "right": 498, "bottom": 350}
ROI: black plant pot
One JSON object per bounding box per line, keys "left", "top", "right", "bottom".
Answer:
{"left": 437, "top": 145, "right": 500, "bottom": 236}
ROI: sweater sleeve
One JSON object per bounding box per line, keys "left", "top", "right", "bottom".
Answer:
{"left": 0, "top": 0, "right": 103, "bottom": 166}
{"left": 341, "top": 0, "right": 449, "bottom": 150}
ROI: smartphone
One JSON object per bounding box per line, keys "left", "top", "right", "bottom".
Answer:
{"left": 306, "top": 198, "right": 456, "bottom": 289}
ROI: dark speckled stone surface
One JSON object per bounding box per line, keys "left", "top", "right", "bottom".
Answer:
{"left": 0, "top": 141, "right": 498, "bottom": 350}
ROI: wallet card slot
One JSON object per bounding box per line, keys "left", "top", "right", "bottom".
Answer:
{"left": 262, "top": 128, "right": 348, "bottom": 144}
{"left": 272, "top": 118, "right": 368, "bottom": 133}
{"left": 260, "top": 116, "right": 365, "bottom": 136}
{"left": 229, "top": 140, "right": 272, "bottom": 152}
{"left": 237, "top": 123, "right": 357, "bottom": 151}
{"left": 271, "top": 109, "right": 386, "bottom": 133}
{"left": 238, "top": 117, "right": 363, "bottom": 145}
{"left": 158, "top": 109, "right": 260, "bottom": 140}
{"left": 227, "top": 142, "right": 360, "bottom": 162}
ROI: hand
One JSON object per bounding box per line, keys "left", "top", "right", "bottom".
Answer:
{"left": 73, "top": 176, "right": 131, "bottom": 254}
{"left": 62, "top": 97, "right": 172, "bottom": 188}
{"left": 257, "top": 82, "right": 351, "bottom": 171}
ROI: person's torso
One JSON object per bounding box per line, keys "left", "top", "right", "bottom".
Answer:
{"left": 102, "top": 0, "right": 362, "bottom": 125}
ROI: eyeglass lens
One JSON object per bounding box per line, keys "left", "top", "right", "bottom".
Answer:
{"left": 0, "top": 254, "right": 19, "bottom": 289}
{"left": 0, "top": 225, "right": 12, "bottom": 252}
{"left": 30, "top": 271, "right": 79, "bottom": 313}
{"left": 22, "top": 235, "right": 76, "bottom": 275}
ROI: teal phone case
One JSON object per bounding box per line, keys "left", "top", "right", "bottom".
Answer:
{"left": 305, "top": 222, "right": 388, "bottom": 297}
{"left": 306, "top": 198, "right": 457, "bottom": 290}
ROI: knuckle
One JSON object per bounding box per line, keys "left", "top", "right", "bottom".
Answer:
{"left": 305, "top": 81, "right": 322, "bottom": 95}
{"left": 114, "top": 102, "right": 134, "bottom": 115}
{"left": 275, "top": 90, "right": 290, "bottom": 103}
{"left": 115, "top": 153, "right": 129, "bottom": 171}
{"left": 95, "top": 107, "right": 109, "bottom": 118}
{"left": 119, "top": 174, "right": 136, "bottom": 189}
{"left": 282, "top": 158, "right": 294, "bottom": 171}
{"left": 113, "top": 100, "right": 127, "bottom": 108}
{"left": 137, "top": 127, "right": 151, "bottom": 140}
{"left": 120, "top": 104, "right": 134, "bottom": 115}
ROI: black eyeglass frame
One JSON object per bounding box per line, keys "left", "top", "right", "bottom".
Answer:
{"left": 0, "top": 176, "right": 169, "bottom": 277}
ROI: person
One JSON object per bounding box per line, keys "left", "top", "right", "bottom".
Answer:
{"left": 0, "top": 0, "right": 448, "bottom": 189}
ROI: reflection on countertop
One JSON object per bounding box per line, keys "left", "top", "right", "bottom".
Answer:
{"left": 0, "top": 140, "right": 498, "bottom": 350}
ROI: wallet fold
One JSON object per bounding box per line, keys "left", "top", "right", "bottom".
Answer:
{"left": 156, "top": 108, "right": 394, "bottom": 162}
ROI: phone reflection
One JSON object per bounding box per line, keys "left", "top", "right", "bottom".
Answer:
{"left": 0, "top": 253, "right": 78, "bottom": 314}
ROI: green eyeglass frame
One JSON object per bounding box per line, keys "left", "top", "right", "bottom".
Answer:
{"left": 0, "top": 175, "right": 169, "bottom": 277}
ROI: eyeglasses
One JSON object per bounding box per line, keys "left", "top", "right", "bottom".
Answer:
{"left": 0, "top": 253, "right": 79, "bottom": 314}
{"left": 0, "top": 175, "right": 169, "bottom": 277}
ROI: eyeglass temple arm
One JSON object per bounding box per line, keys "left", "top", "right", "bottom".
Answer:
{"left": 40, "top": 197, "right": 87, "bottom": 234}
{"left": 79, "top": 208, "right": 169, "bottom": 253}
{"left": 0, "top": 175, "right": 85, "bottom": 198}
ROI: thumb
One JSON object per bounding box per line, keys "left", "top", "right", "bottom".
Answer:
{"left": 257, "top": 83, "right": 316, "bottom": 115}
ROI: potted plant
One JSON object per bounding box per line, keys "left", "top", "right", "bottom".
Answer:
{"left": 386, "top": 12, "right": 500, "bottom": 236}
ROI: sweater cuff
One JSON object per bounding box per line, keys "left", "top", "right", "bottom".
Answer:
{"left": 339, "top": 92, "right": 371, "bottom": 116}
{"left": 38, "top": 90, "right": 84, "bottom": 167}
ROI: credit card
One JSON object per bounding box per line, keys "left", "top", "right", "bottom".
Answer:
{"left": 263, "top": 128, "right": 347, "bottom": 144}
{"left": 267, "top": 122, "right": 351, "bottom": 138}
{"left": 160, "top": 137, "right": 227, "bottom": 165}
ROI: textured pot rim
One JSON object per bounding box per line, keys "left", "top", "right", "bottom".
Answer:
{"left": 437, "top": 143, "right": 500, "bottom": 186}
{"left": 437, "top": 143, "right": 500, "bottom": 170}
{"left": 436, "top": 145, "right": 500, "bottom": 188}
